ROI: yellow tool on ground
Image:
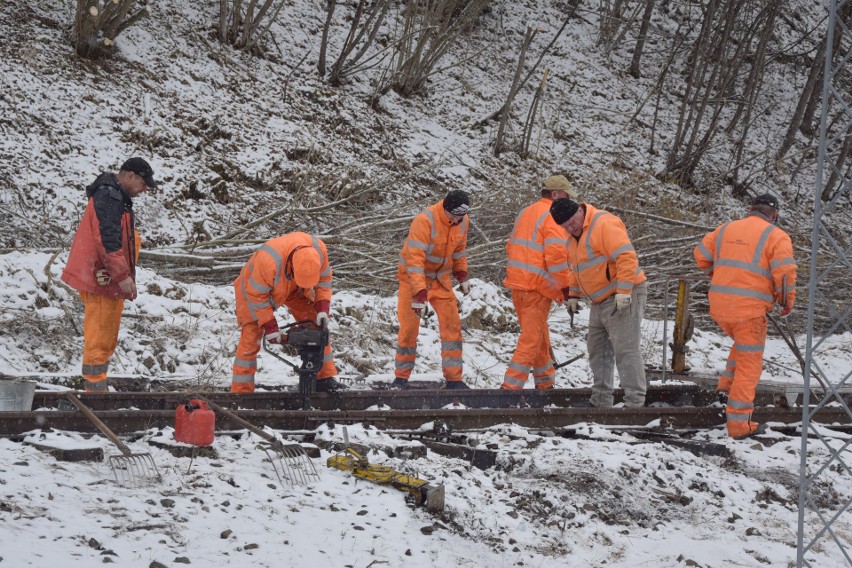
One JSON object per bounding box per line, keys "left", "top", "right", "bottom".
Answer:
{"left": 326, "top": 428, "right": 445, "bottom": 512}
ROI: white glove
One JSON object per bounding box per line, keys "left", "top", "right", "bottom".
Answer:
{"left": 459, "top": 280, "right": 470, "bottom": 295}
{"left": 565, "top": 298, "right": 579, "bottom": 314}
{"left": 316, "top": 311, "right": 329, "bottom": 327}
{"left": 615, "top": 293, "right": 631, "bottom": 312}
{"left": 95, "top": 269, "right": 111, "bottom": 286}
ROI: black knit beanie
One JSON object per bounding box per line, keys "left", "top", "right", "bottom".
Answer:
{"left": 443, "top": 190, "right": 471, "bottom": 216}
{"left": 550, "top": 198, "right": 579, "bottom": 225}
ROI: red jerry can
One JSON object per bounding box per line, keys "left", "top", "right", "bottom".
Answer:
{"left": 174, "top": 399, "right": 215, "bottom": 446}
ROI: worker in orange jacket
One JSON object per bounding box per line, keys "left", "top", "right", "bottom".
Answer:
{"left": 550, "top": 198, "right": 648, "bottom": 407}
{"left": 392, "top": 190, "right": 471, "bottom": 390}
{"left": 694, "top": 193, "right": 796, "bottom": 439}
{"left": 62, "top": 158, "right": 158, "bottom": 393}
{"left": 501, "top": 176, "right": 576, "bottom": 390}
{"left": 232, "top": 232, "right": 343, "bottom": 393}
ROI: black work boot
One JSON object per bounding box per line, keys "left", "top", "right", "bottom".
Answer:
{"left": 390, "top": 378, "right": 409, "bottom": 390}
{"left": 315, "top": 377, "right": 346, "bottom": 393}
{"left": 717, "top": 391, "right": 729, "bottom": 406}
{"left": 442, "top": 381, "right": 470, "bottom": 390}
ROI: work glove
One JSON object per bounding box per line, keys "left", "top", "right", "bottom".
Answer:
{"left": 412, "top": 289, "right": 428, "bottom": 317}
{"left": 565, "top": 298, "right": 579, "bottom": 315}
{"left": 95, "top": 269, "right": 111, "bottom": 286}
{"left": 453, "top": 271, "right": 470, "bottom": 295}
{"left": 315, "top": 300, "right": 330, "bottom": 327}
{"left": 778, "top": 304, "right": 793, "bottom": 318}
{"left": 262, "top": 319, "right": 283, "bottom": 344}
{"left": 614, "top": 293, "right": 631, "bottom": 312}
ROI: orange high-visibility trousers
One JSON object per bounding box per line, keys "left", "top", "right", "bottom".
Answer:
{"left": 231, "top": 293, "right": 338, "bottom": 393}
{"left": 502, "top": 290, "right": 555, "bottom": 389}
{"left": 80, "top": 291, "right": 124, "bottom": 393}
{"left": 715, "top": 316, "right": 767, "bottom": 438}
{"left": 395, "top": 280, "right": 463, "bottom": 382}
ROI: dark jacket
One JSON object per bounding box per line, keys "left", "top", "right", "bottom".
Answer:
{"left": 62, "top": 173, "right": 139, "bottom": 299}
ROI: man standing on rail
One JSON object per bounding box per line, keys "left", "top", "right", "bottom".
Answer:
{"left": 392, "top": 190, "right": 472, "bottom": 390}
{"left": 62, "top": 157, "right": 158, "bottom": 393}
{"left": 501, "top": 175, "right": 577, "bottom": 390}
{"left": 232, "top": 232, "right": 344, "bottom": 393}
{"left": 694, "top": 193, "right": 797, "bottom": 439}
{"left": 550, "top": 197, "right": 648, "bottom": 407}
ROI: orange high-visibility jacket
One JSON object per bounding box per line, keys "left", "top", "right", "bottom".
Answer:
{"left": 566, "top": 203, "right": 646, "bottom": 303}
{"left": 234, "top": 232, "right": 332, "bottom": 327}
{"left": 397, "top": 200, "right": 469, "bottom": 294}
{"left": 694, "top": 212, "right": 797, "bottom": 320}
{"left": 504, "top": 198, "right": 571, "bottom": 301}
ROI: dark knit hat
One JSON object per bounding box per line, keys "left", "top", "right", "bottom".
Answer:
{"left": 550, "top": 198, "right": 579, "bottom": 225}
{"left": 751, "top": 193, "right": 779, "bottom": 209}
{"left": 443, "top": 190, "right": 470, "bottom": 216}
{"left": 120, "top": 157, "right": 158, "bottom": 189}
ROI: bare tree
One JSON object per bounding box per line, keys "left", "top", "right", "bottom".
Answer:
{"left": 629, "top": 0, "right": 655, "bottom": 78}
{"left": 319, "top": 0, "right": 391, "bottom": 85}
{"left": 218, "top": 0, "right": 287, "bottom": 52}
{"left": 73, "top": 0, "right": 148, "bottom": 59}
{"left": 494, "top": 26, "right": 537, "bottom": 157}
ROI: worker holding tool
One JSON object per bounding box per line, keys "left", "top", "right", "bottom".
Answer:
{"left": 501, "top": 175, "right": 576, "bottom": 390}
{"left": 62, "top": 157, "right": 158, "bottom": 393}
{"left": 231, "top": 232, "right": 344, "bottom": 393}
{"left": 550, "top": 197, "right": 648, "bottom": 407}
{"left": 694, "top": 193, "right": 797, "bottom": 439}
{"left": 392, "top": 190, "right": 472, "bottom": 390}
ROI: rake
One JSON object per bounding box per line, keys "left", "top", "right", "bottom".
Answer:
{"left": 65, "top": 392, "right": 161, "bottom": 487}
{"left": 202, "top": 398, "right": 320, "bottom": 486}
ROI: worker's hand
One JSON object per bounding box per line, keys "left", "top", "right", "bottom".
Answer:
{"left": 778, "top": 304, "right": 793, "bottom": 318}
{"left": 95, "top": 269, "right": 111, "bottom": 286}
{"left": 118, "top": 277, "right": 137, "bottom": 300}
{"left": 565, "top": 298, "right": 579, "bottom": 315}
{"left": 412, "top": 289, "right": 428, "bottom": 317}
{"left": 315, "top": 300, "right": 330, "bottom": 327}
{"left": 615, "top": 293, "right": 631, "bottom": 312}
{"left": 262, "top": 319, "right": 283, "bottom": 344}
{"left": 453, "top": 271, "right": 470, "bottom": 295}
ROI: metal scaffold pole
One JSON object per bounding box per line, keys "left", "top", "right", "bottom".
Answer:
{"left": 797, "top": 0, "right": 852, "bottom": 565}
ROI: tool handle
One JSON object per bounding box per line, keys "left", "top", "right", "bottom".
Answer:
{"left": 780, "top": 275, "right": 788, "bottom": 308}
{"left": 202, "top": 398, "right": 275, "bottom": 443}
{"left": 65, "top": 392, "right": 132, "bottom": 456}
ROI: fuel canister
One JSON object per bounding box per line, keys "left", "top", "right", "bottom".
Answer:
{"left": 174, "top": 399, "right": 215, "bottom": 446}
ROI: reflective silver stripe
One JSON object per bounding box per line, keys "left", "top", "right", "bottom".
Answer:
{"left": 232, "top": 374, "right": 254, "bottom": 383}
{"left": 616, "top": 280, "right": 635, "bottom": 292}
{"left": 234, "top": 357, "right": 257, "bottom": 368}
{"left": 395, "top": 361, "right": 415, "bottom": 370}
{"left": 249, "top": 274, "right": 272, "bottom": 293}
{"left": 709, "top": 284, "right": 773, "bottom": 302}
{"left": 442, "top": 341, "right": 463, "bottom": 351}
{"left": 310, "top": 235, "right": 331, "bottom": 279}
{"left": 569, "top": 285, "right": 581, "bottom": 295}
{"left": 323, "top": 352, "right": 333, "bottom": 363}
{"left": 533, "top": 375, "right": 552, "bottom": 385}
{"left": 249, "top": 299, "right": 271, "bottom": 310}
{"left": 407, "top": 240, "right": 429, "bottom": 250}
{"left": 721, "top": 369, "right": 734, "bottom": 379}
{"left": 82, "top": 362, "right": 109, "bottom": 375}
{"left": 506, "top": 259, "right": 557, "bottom": 286}
{"left": 576, "top": 254, "right": 607, "bottom": 272}
{"left": 396, "top": 346, "right": 418, "bottom": 355}
{"left": 714, "top": 258, "right": 772, "bottom": 278}
{"left": 83, "top": 379, "right": 108, "bottom": 392}
{"left": 543, "top": 237, "right": 565, "bottom": 246}
{"left": 259, "top": 244, "right": 284, "bottom": 287}
{"left": 532, "top": 363, "right": 554, "bottom": 375}
{"left": 751, "top": 224, "right": 775, "bottom": 264}
{"left": 316, "top": 281, "right": 332, "bottom": 289}
{"left": 735, "top": 342, "right": 764, "bottom": 353}
{"left": 548, "top": 261, "right": 569, "bottom": 273}
{"left": 426, "top": 254, "right": 445, "bottom": 263}
{"left": 508, "top": 361, "right": 530, "bottom": 374}
{"left": 408, "top": 266, "right": 425, "bottom": 275}
{"left": 770, "top": 258, "right": 796, "bottom": 269}
{"left": 503, "top": 375, "right": 526, "bottom": 387}
{"left": 589, "top": 280, "right": 617, "bottom": 301}
{"left": 442, "top": 357, "right": 463, "bottom": 367}
{"left": 695, "top": 241, "right": 713, "bottom": 262}
{"left": 728, "top": 398, "right": 754, "bottom": 410}
{"left": 610, "top": 243, "right": 634, "bottom": 261}
{"left": 511, "top": 237, "right": 545, "bottom": 252}
{"left": 452, "top": 252, "right": 466, "bottom": 259}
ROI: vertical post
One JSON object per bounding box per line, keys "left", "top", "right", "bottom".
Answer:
{"left": 671, "top": 280, "right": 691, "bottom": 373}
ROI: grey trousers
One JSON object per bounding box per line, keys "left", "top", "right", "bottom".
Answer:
{"left": 587, "top": 282, "right": 647, "bottom": 407}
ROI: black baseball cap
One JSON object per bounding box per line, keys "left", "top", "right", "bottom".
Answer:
{"left": 751, "top": 193, "right": 779, "bottom": 209}
{"left": 120, "top": 157, "right": 158, "bottom": 189}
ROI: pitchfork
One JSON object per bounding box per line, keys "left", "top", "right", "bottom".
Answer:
{"left": 202, "top": 398, "right": 320, "bottom": 487}
{"left": 65, "top": 392, "right": 161, "bottom": 487}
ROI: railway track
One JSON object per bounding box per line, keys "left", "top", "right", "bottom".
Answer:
{"left": 0, "top": 383, "right": 847, "bottom": 436}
